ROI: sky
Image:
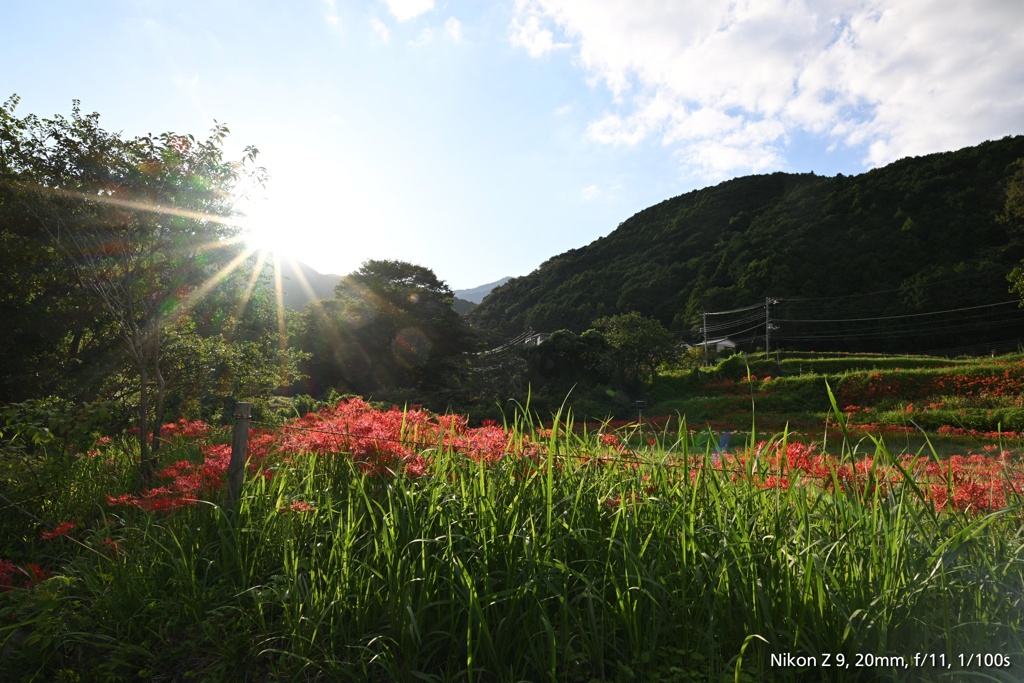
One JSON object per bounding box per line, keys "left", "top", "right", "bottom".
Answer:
{"left": 3, "top": 0, "right": 1023, "bottom": 289}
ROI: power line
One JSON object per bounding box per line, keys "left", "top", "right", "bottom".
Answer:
{"left": 775, "top": 299, "right": 1022, "bottom": 324}
{"left": 704, "top": 311, "right": 765, "bottom": 331}
{"left": 698, "top": 295, "right": 1024, "bottom": 353}
{"left": 774, "top": 307, "right": 1024, "bottom": 338}
{"left": 713, "top": 321, "right": 768, "bottom": 339}
{"left": 774, "top": 317, "right": 1024, "bottom": 342}
{"left": 705, "top": 302, "right": 764, "bottom": 316}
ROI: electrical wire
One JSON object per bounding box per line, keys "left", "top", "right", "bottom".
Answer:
{"left": 773, "top": 307, "right": 1024, "bottom": 337}
{"left": 775, "top": 299, "right": 1022, "bottom": 323}
{"left": 704, "top": 312, "right": 766, "bottom": 332}
{"left": 774, "top": 318, "right": 1024, "bottom": 342}
{"left": 696, "top": 295, "right": 1024, "bottom": 352}
{"left": 704, "top": 302, "right": 765, "bottom": 316}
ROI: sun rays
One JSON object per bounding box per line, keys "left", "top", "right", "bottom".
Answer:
{"left": 25, "top": 171, "right": 387, "bottom": 398}
{"left": 24, "top": 176, "right": 313, "bottom": 391}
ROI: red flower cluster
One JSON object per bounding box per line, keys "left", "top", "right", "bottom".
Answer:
{"left": 96, "top": 398, "right": 1024, "bottom": 518}
{"left": 278, "top": 500, "right": 316, "bottom": 514}
{"left": 935, "top": 425, "right": 1024, "bottom": 439}
{"left": 40, "top": 521, "right": 75, "bottom": 540}
{"left": 712, "top": 441, "right": 1024, "bottom": 513}
{"left": 106, "top": 399, "right": 550, "bottom": 514}
{"left": 158, "top": 418, "right": 212, "bottom": 441}
{"left": 275, "top": 398, "right": 540, "bottom": 472}
{"left": 0, "top": 558, "right": 51, "bottom": 590}
{"left": 838, "top": 362, "right": 1024, "bottom": 406}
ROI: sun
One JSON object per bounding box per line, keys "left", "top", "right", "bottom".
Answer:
{"left": 232, "top": 167, "right": 384, "bottom": 280}
{"left": 239, "top": 206, "right": 295, "bottom": 260}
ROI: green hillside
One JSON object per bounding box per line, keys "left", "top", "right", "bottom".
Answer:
{"left": 468, "top": 136, "right": 1024, "bottom": 353}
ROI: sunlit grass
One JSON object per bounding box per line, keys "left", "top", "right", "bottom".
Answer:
{"left": 3, "top": 404, "right": 1024, "bottom": 682}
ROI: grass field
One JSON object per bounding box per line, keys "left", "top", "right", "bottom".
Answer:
{"left": 650, "top": 351, "right": 1024, "bottom": 442}
{"left": 2, "top": 382, "right": 1024, "bottom": 682}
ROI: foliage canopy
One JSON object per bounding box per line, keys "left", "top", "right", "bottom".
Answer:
{"left": 0, "top": 95, "right": 299, "bottom": 473}
{"left": 294, "top": 259, "right": 479, "bottom": 398}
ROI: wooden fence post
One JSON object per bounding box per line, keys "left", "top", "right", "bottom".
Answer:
{"left": 227, "top": 401, "right": 251, "bottom": 519}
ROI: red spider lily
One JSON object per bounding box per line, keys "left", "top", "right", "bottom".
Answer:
{"left": 24, "top": 564, "right": 51, "bottom": 585}
{"left": 0, "top": 559, "right": 51, "bottom": 590}
{"left": 277, "top": 398, "right": 539, "bottom": 467}
{"left": 604, "top": 492, "right": 635, "bottom": 508}
{"left": 158, "top": 418, "right": 212, "bottom": 441}
{"left": 106, "top": 398, "right": 551, "bottom": 514}
{"left": 718, "top": 440, "right": 1024, "bottom": 514}
{"left": 762, "top": 475, "right": 790, "bottom": 489}
{"left": 99, "top": 397, "right": 1024, "bottom": 518}
{"left": 278, "top": 500, "right": 316, "bottom": 514}
{"left": 837, "top": 362, "right": 1024, "bottom": 406}
{"left": 604, "top": 493, "right": 623, "bottom": 508}
{"left": 0, "top": 559, "right": 19, "bottom": 591}
{"left": 40, "top": 521, "right": 76, "bottom": 540}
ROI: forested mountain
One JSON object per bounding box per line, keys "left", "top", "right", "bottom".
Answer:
{"left": 272, "top": 259, "right": 342, "bottom": 309}
{"left": 468, "top": 136, "right": 1024, "bottom": 354}
{"left": 452, "top": 297, "right": 477, "bottom": 315}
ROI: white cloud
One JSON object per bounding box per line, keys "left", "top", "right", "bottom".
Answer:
{"left": 445, "top": 17, "right": 463, "bottom": 43}
{"left": 554, "top": 103, "right": 573, "bottom": 116}
{"left": 383, "top": 0, "right": 434, "bottom": 21}
{"left": 370, "top": 18, "right": 390, "bottom": 44}
{"left": 511, "top": 0, "right": 1024, "bottom": 176}
{"left": 510, "top": 1, "right": 571, "bottom": 58}
{"left": 582, "top": 184, "right": 599, "bottom": 200}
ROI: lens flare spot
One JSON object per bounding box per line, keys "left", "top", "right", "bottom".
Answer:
{"left": 392, "top": 327, "right": 431, "bottom": 368}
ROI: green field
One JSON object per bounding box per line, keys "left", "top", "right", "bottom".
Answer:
{"left": 648, "top": 351, "right": 1024, "bottom": 443}
{"left": 2, "top": 378, "right": 1024, "bottom": 682}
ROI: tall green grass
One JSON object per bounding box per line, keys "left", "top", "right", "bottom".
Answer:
{"left": 2, "top": 414, "right": 1024, "bottom": 682}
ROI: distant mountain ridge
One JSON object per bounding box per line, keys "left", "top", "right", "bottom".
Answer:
{"left": 269, "top": 259, "right": 342, "bottom": 310}
{"left": 467, "top": 136, "right": 1024, "bottom": 354}
{"left": 267, "top": 260, "right": 497, "bottom": 316}
{"left": 455, "top": 277, "right": 512, "bottom": 304}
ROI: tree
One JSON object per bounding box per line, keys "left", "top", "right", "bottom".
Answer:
{"left": 1003, "top": 159, "right": 1024, "bottom": 230}
{"left": 593, "top": 312, "right": 674, "bottom": 386}
{"left": 527, "top": 328, "right": 611, "bottom": 388}
{"left": 0, "top": 105, "right": 114, "bottom": 402}
{"left": 1003, "top": 159, "right": 1024, "bottom": 299}
{"left": 0, "top": 95, "right": 268, "bottom": 480}
{"left": 297, "top": 260, "right": 479, "bottom": 397}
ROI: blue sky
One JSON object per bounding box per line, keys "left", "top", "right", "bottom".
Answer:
{"left": 4, "top": 0, "right": 1023, "bottom": 289}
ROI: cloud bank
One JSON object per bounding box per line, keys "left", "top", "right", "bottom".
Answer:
{"left": 511, "top": 0, "right": 1024, "bottom": 177}
{"left": 384, "top": 0, "right": 434, "bottom": 22}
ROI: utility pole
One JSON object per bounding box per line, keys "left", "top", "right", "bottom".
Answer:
{"left": 764, "top": 297, "right": 779, "bottom": 355}
{"left": 702, "top": 311, "right": 709, "bottom": 366}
